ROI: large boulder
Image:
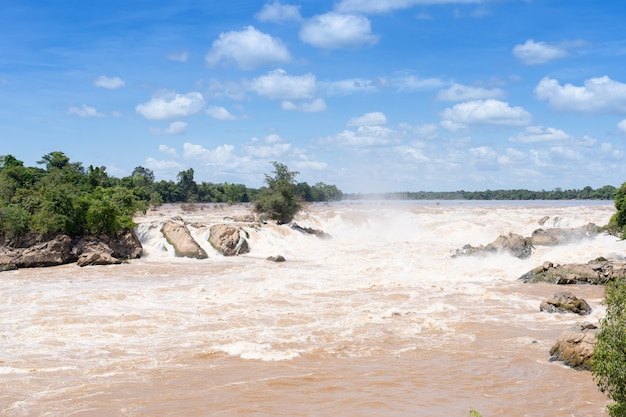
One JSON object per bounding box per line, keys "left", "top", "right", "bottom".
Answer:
{"left": 453, "top": 233, "right": 532, "bottom": 259}
{"left": 519, "top": 259, "right": 626, "bottom": 284}
{"left": 0, "top": 234, "right": 73, "bottom": 268}
{"left": 209, "top": 224, "right": 249, "bottom": 256}
{"left": 161, "top": 221, "right": 208, "bottom": 259}
{"left": 549, "top": 322, "right": 598, "bottom": 370}
{"left": 540, "top": 291, "right": 591, "bottom": 315}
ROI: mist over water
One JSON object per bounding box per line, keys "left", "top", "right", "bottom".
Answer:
{"left": 1, "top": 201, "right": 622, "bottom": 416}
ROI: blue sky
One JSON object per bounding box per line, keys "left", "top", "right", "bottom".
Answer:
{"left": 1, "top": 0, "right": 626, "bottom": 193}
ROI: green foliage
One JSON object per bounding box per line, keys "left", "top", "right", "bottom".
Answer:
{"left": 470, "top": 410, "right": 483, "bottom": 417}
{"left": 592, "top": 278, "right": 626, "bottom": 417}
{"left": 254, "top": 162, "right": 302, "bottom": 224}
{"left": 0, "top": 204, "right": 31, "bottom": 238}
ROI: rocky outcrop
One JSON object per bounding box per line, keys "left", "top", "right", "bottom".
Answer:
{"left": 0, "top": 229, "right": 143, "bottom": 269}
{"left": 291, "top": 223, "right": 331, "bottom": 239}
{"left": 209, "top": 224, "right": 249, "bottom": 256}
{"left": 549, "top": 322, "right": 598, "bottom": 370}
{"left": 161, "top": 221, "right": 208, "bottom": 259}
{"left": 540, "top": 291, "right": 591, "bottom": 315}
{"left": 519, "top": 259, "right": 626, "bottom": 285}
{"left": 453, "top": 233, "right": 533, "bottom": 259}
{"left": 530, "top": 223, "right": 599, "bottom": 246}
{"left": 453, "top": 224, "right": 601, "bottom": 259}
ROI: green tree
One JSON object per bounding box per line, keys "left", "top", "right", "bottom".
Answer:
{"left": 254, "top": 162, "right": 302, "bottom": 224}
{"left": 592, "top": 278, "right": 626, "bottom": 417}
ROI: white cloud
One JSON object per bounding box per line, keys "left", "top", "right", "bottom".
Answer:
{"left": 508, "top": 125, "right": 571, "bottom": 143}
{"left": 335, "top": 0, "right": 479, "bottom": 14}
{"left": 347, "top": 111, "right": 387, "bottom": 127}
{"left": 159, "top": 144, "right": 178, "bottom": 157}
{"left": 206, "top": 106, "right": 238, "bottom": 120}
{"left": 299, "top": 12, "right": 378, "bottom": 49}
{"left": 167, "top": 51, "right": 188, "bottom": 62}
{"left": 149, "top": 121, "right": 188, "bottom": 135}
{"left": 440, "top": 99, "right": 532, "bottom": 130}
{"left": 183, "top": 143, "right": 251, "bottom": 170}
{"left": 550, "top": 146, "right": 582, "bottom": 160}
{"left": 144, "top": 157, "right": 184, "bottom": 172}
{"left": 535, "top": 76, "right": 626, "bottom": 113}
{"left": 436, "top": 83, "right": 505, "bottom": 101}
{"left": 393, "top": 75, "right": 446, "bottom": 92}
{"left": 205, "top": 26, "right": 291, "bottom": 70}
{"left": 411, "top": 123, "right": 438, "bottom": 139}
{"left": 336, "top": 125, "right": 397, "bottom": 146}
{"left": 94, "top": 75, "right": 125, "bottom": 89}
{"left": 68, "top": 104, "right": 104, "bottom": 117}
{"left": 618, "top": 119, "right": 626, "bottom": 133}
{"left": 245, "top": 135, "right": 291, "bottom": 158}
{"left": 136, "top": 92, "right": 205, "bottom": 120}
{"left": 251, "top": 69, "right": 316, "bottom": 100}
{"left": 512, "top": 39, "right": 568, "bottom": 65}
{"left": 256, "top": 1, "right": 302, "bottom": 22}
{"left": 395, "top": 145, "right": 429, "bottom": 162}
{"left": 281, "top": 98, "right": 327, "bottom": 112}
{"left": 469, "top": 145, "right": 497, "bottom": 160}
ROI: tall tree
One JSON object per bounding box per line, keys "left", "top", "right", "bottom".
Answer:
{"left": 254, "top": 162, "right": 301, "bottom": 224}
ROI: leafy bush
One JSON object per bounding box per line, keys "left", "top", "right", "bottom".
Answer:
{"left": 592, "top": 278, "right": 626, "bottom": 417}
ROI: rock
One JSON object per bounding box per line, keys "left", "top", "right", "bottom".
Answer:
{"left": 453, "top": 233, "right": 533, "bottom": 259}
{"left": 0, "top": 229, "right": 142, "bottom": 270}
{"left": 530, "top": 223, "right": 599, "bottom": 246}
{"left": 539, "top": 291, "right": 591, "bottom": 315}
{"left": 549, "top": 322, "right": 598, "bottom": 370}
{"left": 519, "top": 259, "right": 626, "bottom": 284}
{"left": 161, "top": 221, "right": 208, "bottom": 259}
{"left": 291, "top": 223, "right": 331, "bottom": 239}
{"left": 77, "top": 251, "right": 123, "bottom": 267}
{"left": 538, "top": 216, "right": 550, "bottom": 226}
{"left": 0, "top": 234, "right": 73, "bottom": 268}
{"left": 209, "top": 224, "right": 249, "bottom": 256}
{"left": 267, "top": 255, "right": 286, "bottom": 262}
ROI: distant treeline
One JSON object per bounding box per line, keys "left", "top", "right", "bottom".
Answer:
{"left": 345, "top": 185, "right": 618, "bottom": 201}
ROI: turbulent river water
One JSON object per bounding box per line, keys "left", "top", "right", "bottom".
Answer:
{"left": 1, "top": 201, "right": 624, "bottom": 416}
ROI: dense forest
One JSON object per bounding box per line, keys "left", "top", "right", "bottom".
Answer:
{"left": 0, "top": 152, "right": 341, "bottom": 237}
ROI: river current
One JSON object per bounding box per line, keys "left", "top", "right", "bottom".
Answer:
{"left": 1, "top": 201, "right": 623, "bottom": 416}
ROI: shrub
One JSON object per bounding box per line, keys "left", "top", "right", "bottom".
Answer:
{"left": 592, "top": 278, "right": 626, "bottom": 417}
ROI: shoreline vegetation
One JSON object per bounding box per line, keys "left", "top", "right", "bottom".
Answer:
{"left": 0, "top": 151, "right": 620, "bottom": 239}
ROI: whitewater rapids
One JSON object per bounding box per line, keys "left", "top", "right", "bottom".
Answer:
{"left": 1, "top": 201, "right": 623, "bottom": 416}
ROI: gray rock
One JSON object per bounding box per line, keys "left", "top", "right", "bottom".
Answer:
{"left": 453, "top": 233, "right": 533, "bottom": 259}
{"left": 519, "top": 259, "right": 626, "bottom": 285}
{"left": 540, "top": 291, "right": 591, "bottom": 315}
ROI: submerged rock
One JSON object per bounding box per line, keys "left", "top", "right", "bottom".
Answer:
{"left": 290, "top": 223, "right": 331, "bottom": 239}
{"left": 549, "top": 322, "right": 598, "bottom": 370}
{"left": 530, "top": 223, "right": 599, "bottom": 246}
{"left": 540, "top": 291, "right": 591, "bottom": 315}
{"left": 267, "top": 255, "right": 286, "bottom": 262}
{"left": 453, "top": 233, "right": 533, "bottom": 259}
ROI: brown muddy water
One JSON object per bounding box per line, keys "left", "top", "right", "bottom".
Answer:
{"left": 1, "top": 201, "right": 622, "bottom": 416}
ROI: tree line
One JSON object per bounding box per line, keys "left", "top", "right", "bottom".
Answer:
{"left": 0, "top": 152, "right": 342, "bottom": 238}
{"left": 346, "top": 185, "right": 617, "bottom": 201}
